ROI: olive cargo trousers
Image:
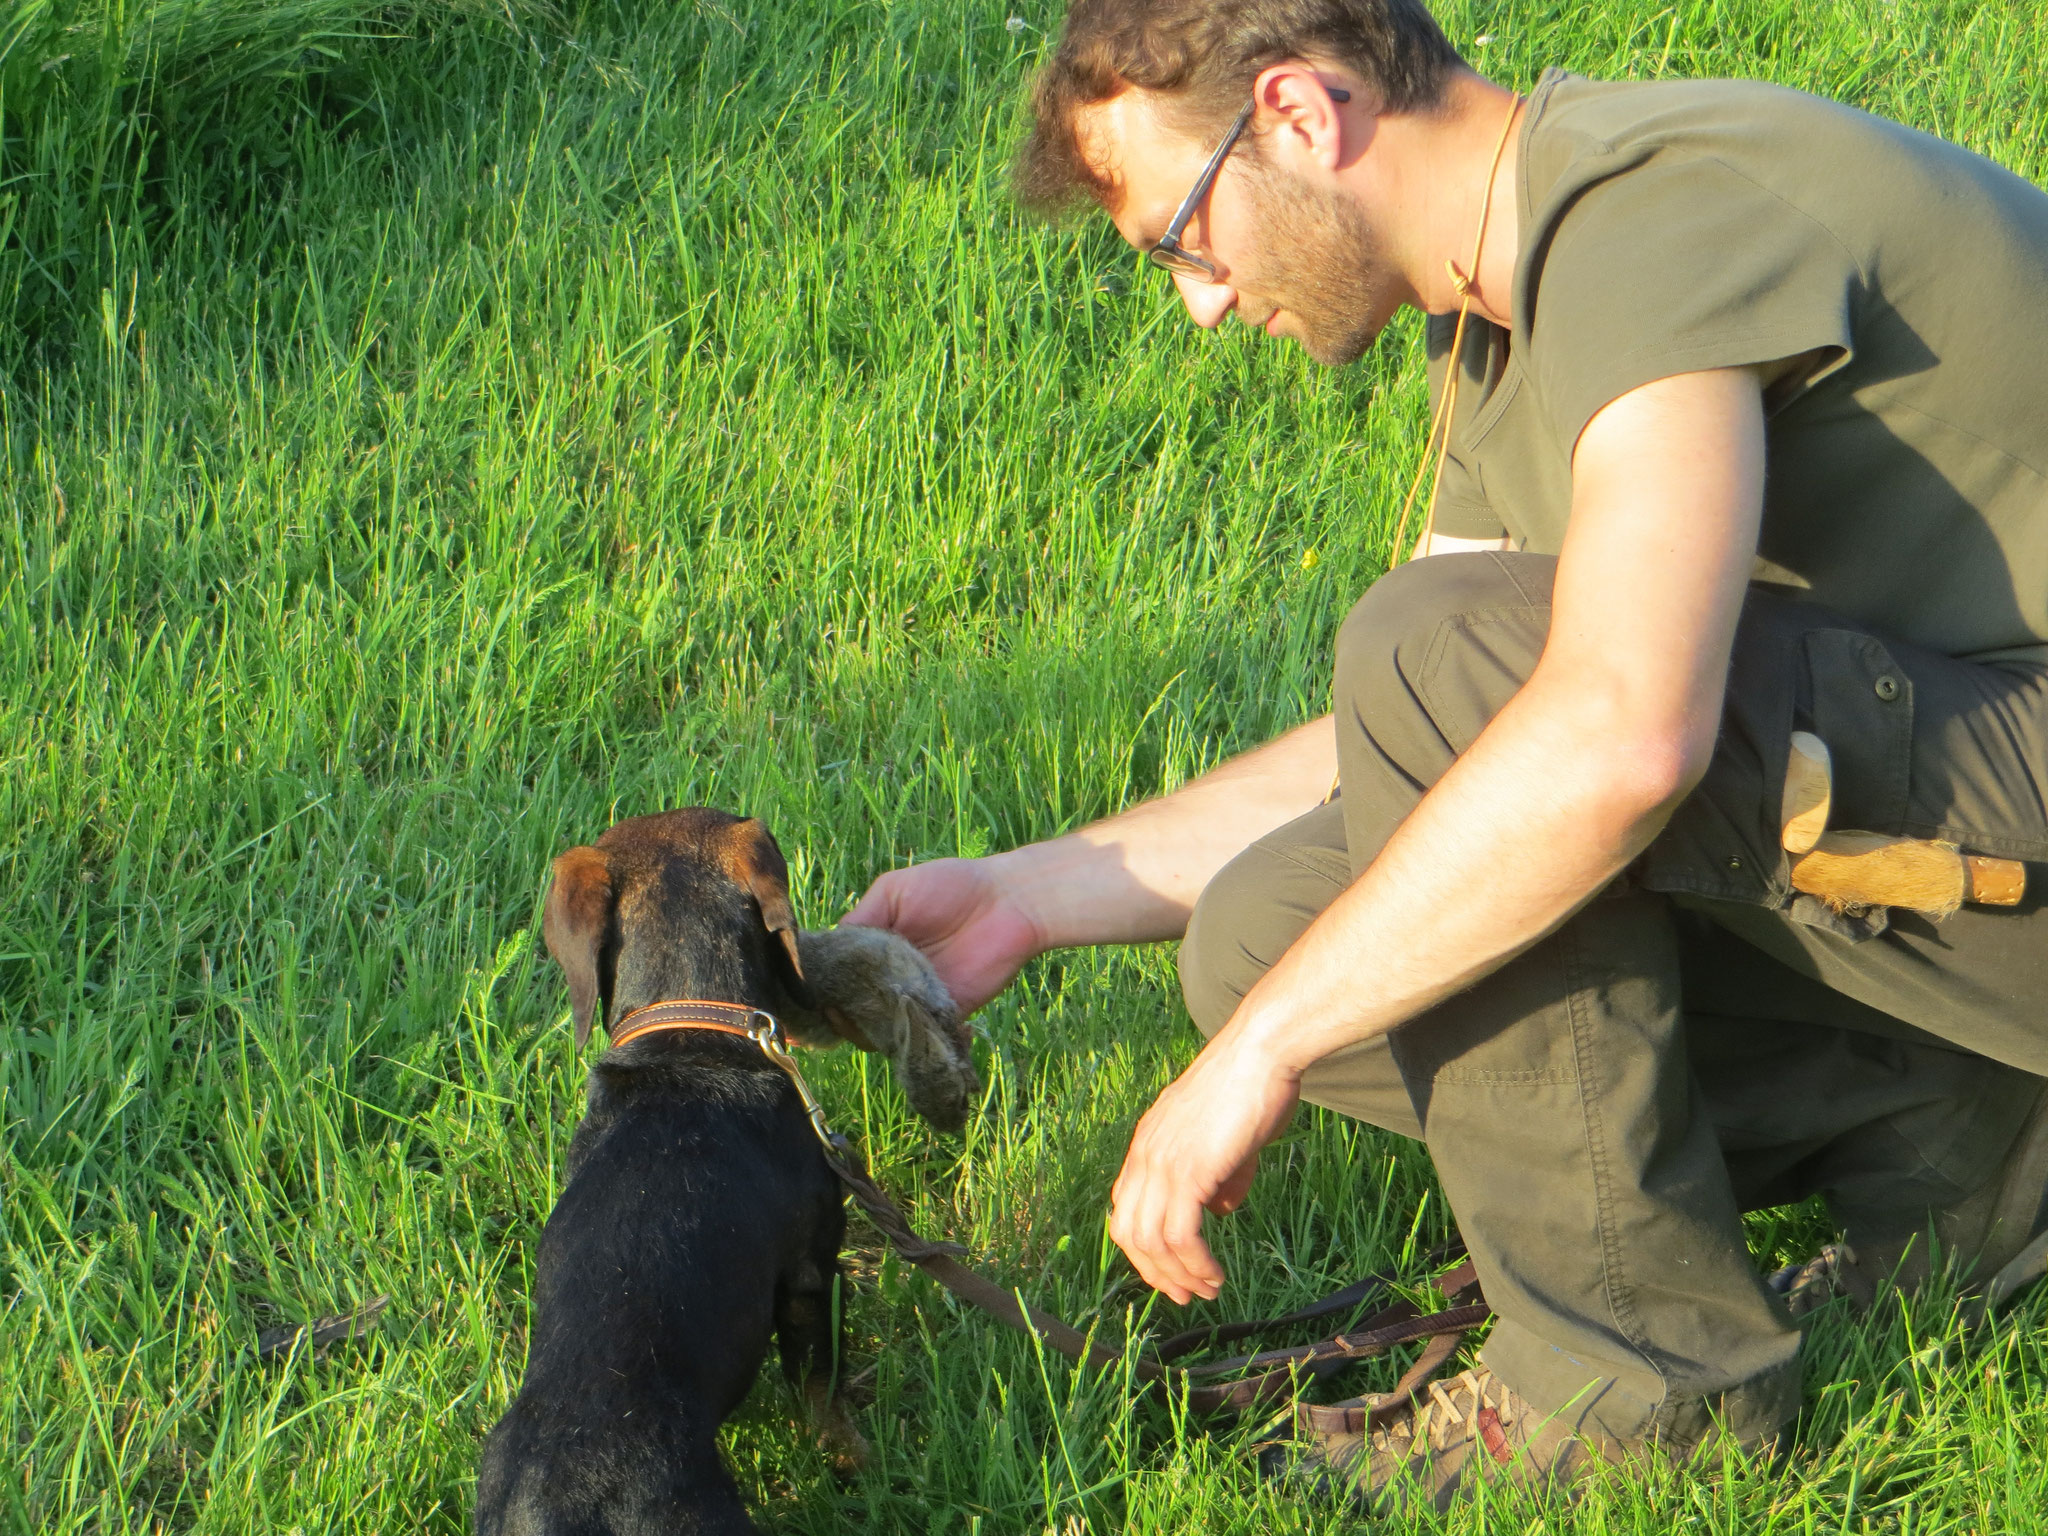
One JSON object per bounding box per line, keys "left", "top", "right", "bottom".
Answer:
{"left": 1179, "top": 553, "right": 2048, "bottom": 1451}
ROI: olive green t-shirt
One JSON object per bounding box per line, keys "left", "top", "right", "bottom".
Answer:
{"left": 1427, "top": 68, "right": 2048, "bottom": 660}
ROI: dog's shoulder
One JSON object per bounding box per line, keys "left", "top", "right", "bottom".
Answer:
{"left": 585, "top": 1043, "right": 792, "bottom": 1108}
{"left": 568, "top": 1046, "right": 808, "bottom": 1167}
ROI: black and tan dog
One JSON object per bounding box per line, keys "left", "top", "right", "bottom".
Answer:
{"left": 474, "top": 808, "right": 976, "bottom": 1536}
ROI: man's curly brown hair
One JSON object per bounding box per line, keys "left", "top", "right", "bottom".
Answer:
{"left": 1014, "top": 0, "right": 1463, "bottom": 216}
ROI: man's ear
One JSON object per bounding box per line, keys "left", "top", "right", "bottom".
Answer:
{"left": 543, "top": 845, "right": 616, "bottom": 1048}
{"left": 728, "top": 818, "right": 812, "bottom": 1004}
{"left": 1251, "top": 60, "right": 1357, "bottom": 175}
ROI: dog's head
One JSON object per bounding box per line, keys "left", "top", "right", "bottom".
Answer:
{"left": 541, "top": 809, "right": 981, "bottom": 1134}
{"left": 542, "top": 808, "right": 812, "bottom": 1049}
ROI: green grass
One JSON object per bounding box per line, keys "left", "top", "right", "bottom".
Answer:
{"left": 5, "top": 0, "right": 2048, "bottom": 1530}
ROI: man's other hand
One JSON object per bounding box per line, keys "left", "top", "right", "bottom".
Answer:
{"left": 842, "top": 857, "right": 1044, "bottom": 1015}
{"left": 1108, "top": 1030, "right": 1301, "bottom": 1304}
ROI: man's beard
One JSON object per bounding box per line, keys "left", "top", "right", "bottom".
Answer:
{"left": 1238, "top": 161, "right": 1394, "bottom": 366}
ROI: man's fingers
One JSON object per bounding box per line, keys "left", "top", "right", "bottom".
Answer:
{"left": 1131, "top": 1205, "right": 1189, "bottom": 1300}
{"left": 1161, "top": 1212, "right": 1222, "bottom": 1299}
{"left": 1147, "top": 1228, "right": 1217, "bottom": 1303}
{"left": 1204, "top": 1151, "right": 1260, "bottom": 1216}
{"left": 1106, "top": 1044, "right": 1293, "bottom": 1308}
{"left": 1134, "top": 1227, "right": 1202, "bottom": 1306}
{"left": 1110, "top": 1151, "right": 1222, "bottom": 1304}
{"left": 1109, "top": 1168, "right": 1188, "bottom": 1303}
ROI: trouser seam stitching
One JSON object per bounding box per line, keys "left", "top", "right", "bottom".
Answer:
{"left": 1488, "top": 548, "right": 1549, "bottom": 608}
{"left": 1247, "top": 841, "right": 1352, "bottom": 886}
{"left": 1430, "top": 1067, "right": 1578, "bottom": 1084}
{"left": 1899, "top": 821, "right": 2048, "bottom": 860}
{"left": 1561, "top": 916, "right": 1670, "bottom": 1420}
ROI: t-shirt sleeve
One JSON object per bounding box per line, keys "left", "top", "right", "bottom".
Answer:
{"left": 1528, "top": 153, "right": 1859, "bottom": 453}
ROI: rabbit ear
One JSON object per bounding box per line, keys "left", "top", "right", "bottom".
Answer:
{"left": 894, "top": 993, "right": 980, "bottom": 1135}
{"left": 543, "top": 845, "right": 616, "bottom": 1049}
{"left": 725, "top": 818, "right": 812, "bottom": 1002}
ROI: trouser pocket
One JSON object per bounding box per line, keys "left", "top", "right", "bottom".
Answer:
{"left": 1638, "top": 594, "right": 1927, "bottom": 918}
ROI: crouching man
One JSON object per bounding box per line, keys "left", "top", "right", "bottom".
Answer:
{"left": 848, "top": 0, "right": 2048, "bottom": 1508}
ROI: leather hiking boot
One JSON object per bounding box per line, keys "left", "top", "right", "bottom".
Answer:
{"left": 1768, "top": 1241, "right": 1879, "bottom": 1317}
{"left": 1262, "top": 1365, "right": 1604, "bottom": 1514}
{"left": 1771, "top": 1080, "right": 2048, "bottom": 1319}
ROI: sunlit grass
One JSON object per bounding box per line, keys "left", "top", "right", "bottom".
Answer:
{"left": 4, "top": 0, "right": 2047, "bottom": 1529}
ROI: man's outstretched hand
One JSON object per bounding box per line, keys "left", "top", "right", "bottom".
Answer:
{"left": 844, "top": 835, "right": 1306, "bottom": 1305}
{"left": 842, "top": 856, "right": 1045, "bottom": 1016}
{"left": 1108, "top": 1030, "right": 1301, "bottom": 1304}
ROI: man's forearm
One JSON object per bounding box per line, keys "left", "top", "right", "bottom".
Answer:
{"left": 975, "top": 542, "right": 1508, "bottom": 956}
{"left": 989, "top": 716, "right": 1337, "bottom": 950}
{"left": 1229, "top": 367, "right": 1767, "bottom": 1067}
{"left": 1230, "top": 668, "right": 1693, "bottom": 1073}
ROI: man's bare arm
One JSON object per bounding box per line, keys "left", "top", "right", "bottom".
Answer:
{"left": 1109, "top": 365, "right": 1770, "bottom": 1303}
{"left": 989, "top": 715, "right": 1336, "bottom": 948}
{"left": 843, "top": 518, "right": 1513, "bottom": 999}
{"left": 844, "top": 716, "right": 1335, "bottom": 1011}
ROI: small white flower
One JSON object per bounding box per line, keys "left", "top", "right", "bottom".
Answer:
{"left": 1474, "top": 32, "right": 1494, "bottom": 45}
{"left": 1006, "top": 14, "right": 1027, "bottom": 32}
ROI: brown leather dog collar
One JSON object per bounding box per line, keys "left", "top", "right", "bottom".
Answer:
{"left": 607, "top": 999, "right": 777, "bottom": 1052}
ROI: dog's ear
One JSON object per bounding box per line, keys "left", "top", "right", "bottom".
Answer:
{"left": 728, "top": 818, "right": 810, "bottom": 1002}
{"left": 544, "top": 845, "right": 616, "bottom": 1049}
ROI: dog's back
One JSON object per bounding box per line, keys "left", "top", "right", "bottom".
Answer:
{"left": 476, "top": 1042, "right": 844, "bottom": 1534}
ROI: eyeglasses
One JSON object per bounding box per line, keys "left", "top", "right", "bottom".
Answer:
{"left": 1146, "top": 87, "right": 1349, "bottom": 281}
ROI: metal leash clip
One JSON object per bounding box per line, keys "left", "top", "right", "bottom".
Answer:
{"left": 746, "top": 1009, "right": 847, "bottom": 1155}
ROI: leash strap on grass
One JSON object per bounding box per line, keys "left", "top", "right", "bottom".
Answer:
{"left": 742, "top": 1017, "right": 1494, "bottom": 1419}
{"left": 821, "top": 1133, "right": 1491, "bottom": 1418}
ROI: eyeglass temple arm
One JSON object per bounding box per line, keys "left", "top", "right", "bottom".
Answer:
{"left": 1159, "top": 84, "right": 1354, "bottom": 247}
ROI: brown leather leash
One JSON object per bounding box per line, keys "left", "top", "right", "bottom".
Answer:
{"left": 603, "top": 999, "right": 1493, "bottom": 1424}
